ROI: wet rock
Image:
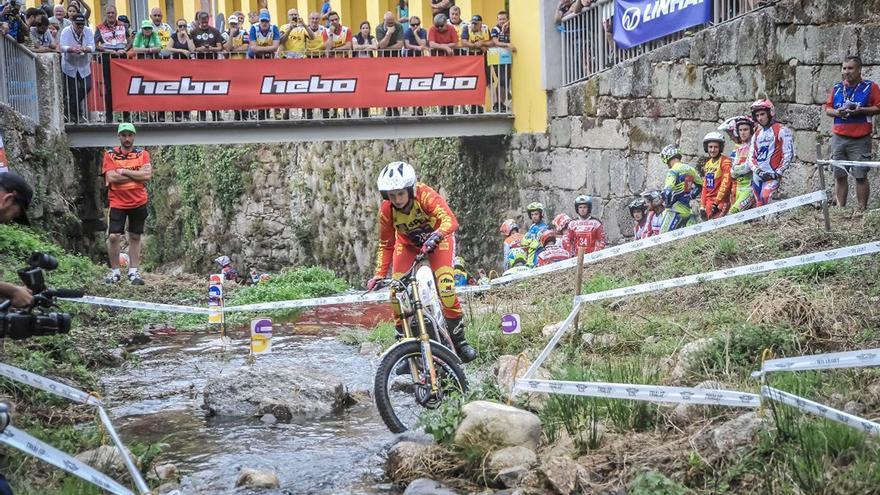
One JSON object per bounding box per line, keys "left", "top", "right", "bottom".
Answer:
{"left": 488, "top": 446, "right": 537, "bottom": 473}
{"left": 260, "top": 414, "right": 277, "bottom": 424}
{"left": 540, "top": 455, "right": 587, "bottom": 494}
{"left": 147, "top": 463, "right": 179, "bottom": 482}
{"left": 203, "top": 364, "right": 346, "bottom": 419}
{"left": 670, "top": 338, "right": 716, "bottom": 381}
{"left": 235, "top": 468, "right": 280, "bottom": 489}
{"left": 403, "top": 478, "right": 459, "bottom": 495}
{"left": 103, "top": 347, "right": 126, "bottom": 366}
{"left": 75, "top": 445, "right": 137, "bottom": 474}
{"left": 708, "top": 412, "right": 765, "bottom": 456}
{"left": 359, "top": 342, "right": 383, "bottom": 356}
{"left": 454, "top": 401, "right": 542, "bottom": 451}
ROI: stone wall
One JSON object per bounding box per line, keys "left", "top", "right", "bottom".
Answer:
{"left": 515, "top": 0, "right": 880, "bottom": 242}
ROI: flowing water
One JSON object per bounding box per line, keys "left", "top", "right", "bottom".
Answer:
{"left": 100, "top": 303, "right": 404, "bottom": 495}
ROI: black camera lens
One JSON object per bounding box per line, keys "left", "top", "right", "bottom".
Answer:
{"left": 28, "top": 252, "right": 58, "bottom": 270}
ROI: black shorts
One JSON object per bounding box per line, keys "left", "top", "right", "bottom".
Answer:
{"left": 108, "top": 204, "right": 149, "bottom": 235}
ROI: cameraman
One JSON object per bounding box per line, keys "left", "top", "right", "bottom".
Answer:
{"left": 0, "top": 171, "right": 34, "bottom": 308}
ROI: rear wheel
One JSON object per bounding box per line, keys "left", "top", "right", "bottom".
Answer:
{"left": 374, "top": 340, "right": 468, "bottom": 433}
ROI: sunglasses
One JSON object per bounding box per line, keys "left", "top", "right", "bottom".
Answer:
{"left": 177, "top": 24, "right": 186, "bottom": 27}
{"left": 411, "top": 23, "right": 420, "bottom": 26}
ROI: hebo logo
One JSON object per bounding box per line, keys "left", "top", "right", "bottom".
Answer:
{"left": 621, "top": 7, "right": 641, "bottom": 31}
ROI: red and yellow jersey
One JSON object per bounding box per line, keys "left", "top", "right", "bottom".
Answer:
{"left": 701, "top": 155, "right": 733, "bottom": 210}
{"left": 503, "top": 232, "right": 523, "bottom": 250}
{"left": 102, "top": 146, "right": 150, "bottom": 209}
{"left": 374, "top": 183, "right": 458, "bottom": 277}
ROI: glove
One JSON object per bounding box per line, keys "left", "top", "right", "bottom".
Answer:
{"left": 420, "top": 232, "right": 442, "bottom": 254}
{"left": 366, "top": 276, "right": 382, "bottom": 291}
{"left": 699, "top": 208, "right": 708, "bottom": 221}
{"left": 711, "top": 204, "right": 720, "bottom": 217}
{"left": 758, "top": 170, "right": 778, "bottom": 181}
{"left": 661, "top": 188, "right": 674, "bottom": 208}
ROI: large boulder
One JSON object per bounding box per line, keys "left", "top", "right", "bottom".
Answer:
{"left": 493, "top": 355, "right": 551, "bottom": 404}
{"left": 203, "top": 364, "right": 346, "bottom": 419}
{"left": 669, "top": 337, "right": 716, "bottom": 381}
{"left": 454, "top": 401, "right": 542, "bottom": 451}
{"left": 235, "top": 468, "right": 280, "bottom": 489}
{"left": 75, "top": 445, "right": 137, "bottom": 475}
{"left": 709, "top": 412, "right": 765, "bottom": 456}
{"left": 488, "top": 446, "right": 538, "bottom": 473}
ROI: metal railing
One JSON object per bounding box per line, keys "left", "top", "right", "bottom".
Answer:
{"left": 0, "top": 35, "right": 39, "bottom": 123}
{"left": 64, "top": 49, "right": 511, "bottom": 126}
{"left": 560, "top": 0, "right": 763, "bottom": 86}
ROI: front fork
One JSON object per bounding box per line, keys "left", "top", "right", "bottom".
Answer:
{"left": 402, "top": 279, "right": 440, "bottom": 394}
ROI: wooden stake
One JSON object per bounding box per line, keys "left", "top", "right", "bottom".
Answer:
{"left": 573, "top": 246, "right": 586, "bottom": 332}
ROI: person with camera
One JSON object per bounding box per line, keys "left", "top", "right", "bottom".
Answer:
{"left": 0, "top": 171, "right": 34, "bottom": 308}
{"left": 102, "top": 123, "right": 151, "bottom": 286}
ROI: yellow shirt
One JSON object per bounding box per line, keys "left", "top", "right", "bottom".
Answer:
{"left": 153, "top": 22, "right": 172, "bottom": 48}
{"left": 449, "top": 20, "right": 464, "bottom": 47}
{"left": 467, "top": 24, "right": 491, "bottom": 44}
{"left": 305, "top": 25, "right": 326, "bottom": 54}
{"left": 280, "top": 23, "right": 309, "bottom": 56}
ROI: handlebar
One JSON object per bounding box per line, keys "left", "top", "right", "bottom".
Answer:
{"left": 363, "top": 253, "right": 428, "bottom": 294}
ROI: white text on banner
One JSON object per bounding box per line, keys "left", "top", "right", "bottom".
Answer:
{"left": 762, "top": 386, "right": 880, "bottom": 436}
{"left": 515, "top": 379, "right": 761, "bottom": 408}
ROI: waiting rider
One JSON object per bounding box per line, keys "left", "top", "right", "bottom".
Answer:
{"left": 629, "top": 198, "right": 649, "bottom": 239}
{"left": 453, "top": 256, "right": 468, "bottom": 287}
{"left": 566, "top": 195, "right": 606, "bottom": 256}
{"left": 552, "top": 213, "right": 572, "bottom": 253}
{"left": 700, "top": 131, "right": 733, "bottom": 220}
{"left": 521, "top": 202, "right": 548, "bottom": 267}
{"left": 749, "top": 99, "right": 794, "bottom": 207}
{"left": 214, "top": 255, "right": 239, "bottom": 283}
{"left": 366, "top": 161, "right": 477, "bottom": 363}
{"left": 499, "top": 218, "right": 523, "bottom": 268}
{"left": 719, "top": 115, "right": 757, "bottom": 214}
{"left": 641, "top": 189, "right": 664, "bottom": 237}
{"left": 536, "top": 230, "right": 571, "bottom": 266}
{"left": 502, "top": 247, "right": 530, "bottom": 276}
{"left": 659, "top": 145, "right": 703, "bottom": 232}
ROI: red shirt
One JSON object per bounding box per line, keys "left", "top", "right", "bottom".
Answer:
{"left": 102, "top": 147, "right": 150, "bottom": 209}
{"left": 825, "top": 79, "right": 880, "bottom": 138}
{"left": 428, "top": 25, "right": 458, "bottom": 46}
{"left": 566, "top": 217, "right": 607, "bottom": 256}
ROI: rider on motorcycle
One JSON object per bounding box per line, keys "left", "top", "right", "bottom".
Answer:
{"left": 367, "top": 162, "right": 477, "bottom": 363}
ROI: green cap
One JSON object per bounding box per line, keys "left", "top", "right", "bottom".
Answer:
{"left": 141, "top": 19, "right": 153, "bottom": 29}
{"left": 117, "top": 122, "right": 137, "bottom": 134}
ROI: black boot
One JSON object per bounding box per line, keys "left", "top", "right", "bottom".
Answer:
{"left": 446, "top": 317, "right": 477, "bottom": 363}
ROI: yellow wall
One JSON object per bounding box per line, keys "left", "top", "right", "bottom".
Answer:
{"left": 509, "top": 0, "right": 547, "bottom": 133}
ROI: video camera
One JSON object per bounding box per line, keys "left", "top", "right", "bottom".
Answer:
{"left": 0, "top": 252, "right": 82, "bottom": 339}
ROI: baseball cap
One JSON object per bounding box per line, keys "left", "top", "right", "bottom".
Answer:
{"left": 471, "top": 15, "right": 482, "bottom": 22}
{"left": 72, "top": 13, "right": 86, "bottom": 24}
{"left": 140, "top": 19, "right": 153, "bottom": 29}
{"left": 0, "top": 171, "right": 33, "bottom": 226}
{"left": 118, "top": 15, "right": 130, "bottom": 24}
{"left": 117, "top": 122, "right": 137, "bottom": 134}
{"left": 228, "top": 15, "right": 239, "bottom": 24}
{"left": 259, "top": 12, "right": 270, "bottom": 21}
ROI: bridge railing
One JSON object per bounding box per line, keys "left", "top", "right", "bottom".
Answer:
{"left": 0, "top": 35, "right": 39, "bottom": 123}
{"left": 560, "top": 0, "right": 762, "bottom": 86}
{"left": 63, "top": 49, "right": 511, "bottom": 126}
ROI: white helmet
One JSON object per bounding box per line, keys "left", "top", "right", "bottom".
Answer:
{"left": 702, "top": 131, "right": 725, "bottom": 153}
{"left": 377, "top": 161, "right": 417, "bottom": 194}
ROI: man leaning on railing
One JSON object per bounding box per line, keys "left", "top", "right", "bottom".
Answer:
{"left": 59, "top": 13, "right": 93, "bottom": 123}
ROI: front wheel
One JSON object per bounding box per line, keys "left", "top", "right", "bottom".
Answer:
{"left": 374, "top": 340, "right": 468, "bottom": 433}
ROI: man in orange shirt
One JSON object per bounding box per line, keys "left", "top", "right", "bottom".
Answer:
{"left": 102, "top": 123, "right": 151, "bottom": 285}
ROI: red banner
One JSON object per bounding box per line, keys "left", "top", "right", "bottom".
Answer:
{"left": 109, "top": 56, "right": 487, "bottom": 111}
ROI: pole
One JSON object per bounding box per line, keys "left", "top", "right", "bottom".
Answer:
{"left": 815, "top": 144, "right": 832, "bottom": 232}
{"left": 573, "top": 246, "right": 586, "bottom": 332}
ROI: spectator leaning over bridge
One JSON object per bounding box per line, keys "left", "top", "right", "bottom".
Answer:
{"left": 567, "top": 195, "right": 607, "bottom": 256}
{"left": 223, "top": 15, "right": 248, "bottom": 59}
{"left": 699, "top": 131, "right": 733, "bottom": 220}
{"left": 429, "top": 14, "right": 459, "bottom": 115}
{"left": 499, "top": 219, "right": 523, "bottom": 269}
{"left": 59, "top": 13, "right": 94, "bottom": 123}
{"left": 280, "top": 9, "right": 312, "bottom": 59}
{"left": 825, "top": 55, "right": 880, "bottom": 210}
{"left": 377, "top": 10, "right": 404, "bottom": 55}
{"left": 749, "top": 99, "right": 793, "bottom": 207}
{"left": 490, "top": 11, "right": 515, "bottom": 113}
{"left": 323, "top": 11, "right": 352, "bottom": 53}
{"left": 132, "top": 20, "right": 162, "bottom": 58}
{"left": 461, "top": 14, "right": 491, "bottom": 114}
{"left": 95, "top": 5, "right": 128, "bottom": 124}
{"left": 102, "top": 123, "right": 151, "bottom": 287}
{"left": 148, "top": 7, "right": 171, "bottom": 57}
{"left": 354, "top": 21, "right": 377, "bottom": 118}
{"left": 192, "top": 11, "right": 222, "bottom": 122}
{"left": 249, "top": 11, "right": 279, "bottom": 59}
{"left": 659, "top": 145, "right": 703, "bottom": 232}
{"left": 521, "top": 202, "right": 548, "bottom": 267}
{"left": 719, "top": 115, "right": 757, "bottom": 214}
{"left": 447, "top": 5, "right": 463, "bottom": 51}
{"left": 30, "top": 14, "right": 57, "bottom": 52}
{"left": 0, "top": 0, "right": 28, "bottom": 44}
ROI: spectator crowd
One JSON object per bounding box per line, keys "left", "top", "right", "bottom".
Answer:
{"left": 0, "top": 0, "right": 515, "bottom": 123}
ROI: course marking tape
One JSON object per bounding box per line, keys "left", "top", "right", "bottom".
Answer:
{"left": 520, "top": 301, "right": 582, "bottom": 380}
{"left": 0, "top": 425, "right": 135, "bottom": 495}
{"left": 97, "top": 406, "right": 150, "bottom": 495}
{"left": 0, "top": 362, "right": 102, "bottom": 406}
{"left": 575, "top": 241, "right": 880, "bottom": 305}
{"left": 753, "top": 348, "right": 880, "bottom": 377}
{"left": 762, "top": 386, "right": 880, "bottom": 436}
{"left": 482, "top": 190, "right": 826, "bottom": 287}
{"left": 222, "top": 291, "right": 389, "bottom": 313}
{"left": 514, "top": 379, "right": 760, "bottom": 408}
{"left": 62, "top": 295, "right": 211, "bottom": 315}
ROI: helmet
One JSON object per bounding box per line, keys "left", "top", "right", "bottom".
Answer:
{"left": 526, "top": 201, "right": 544, "bottom": 215}
{"left": 454, "top": 256, "right": 465, "bottom": 268}
{"left": 539, "top": 229, "right": 557, "bottom": 247}
{"left": 628, "top": 198, "right": 647, "bottom": 216}
{"left": 552, "top": 213, "right": 571, "bottom": 231}
{"left": 214, "top": 255, "right": 231, "bottom": 267}
{"left": 574, "top": 195, "right": 593, "bottom": 215}
{"left": 750, "top": 99, "right": 774, "bottom": 120}
{"left": 641, "top": 189, "right": 662, "bottom": 207}
{"left": 499, "top": 218, "right": 519, "bottom": 236}
{"left": 377, "top": 161, "right": 417, "bottom": 199}
{"left": 702, "top": 131, "right": 725, "bottom": 153}
{"left": 660, "top": 144, "right": 681, "bottom": 165}
{"left": 718, "top": 115, "right": 754, "bottom": 144}
{"left": 507, "top": 247, "right": 528, "bottom": 266}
